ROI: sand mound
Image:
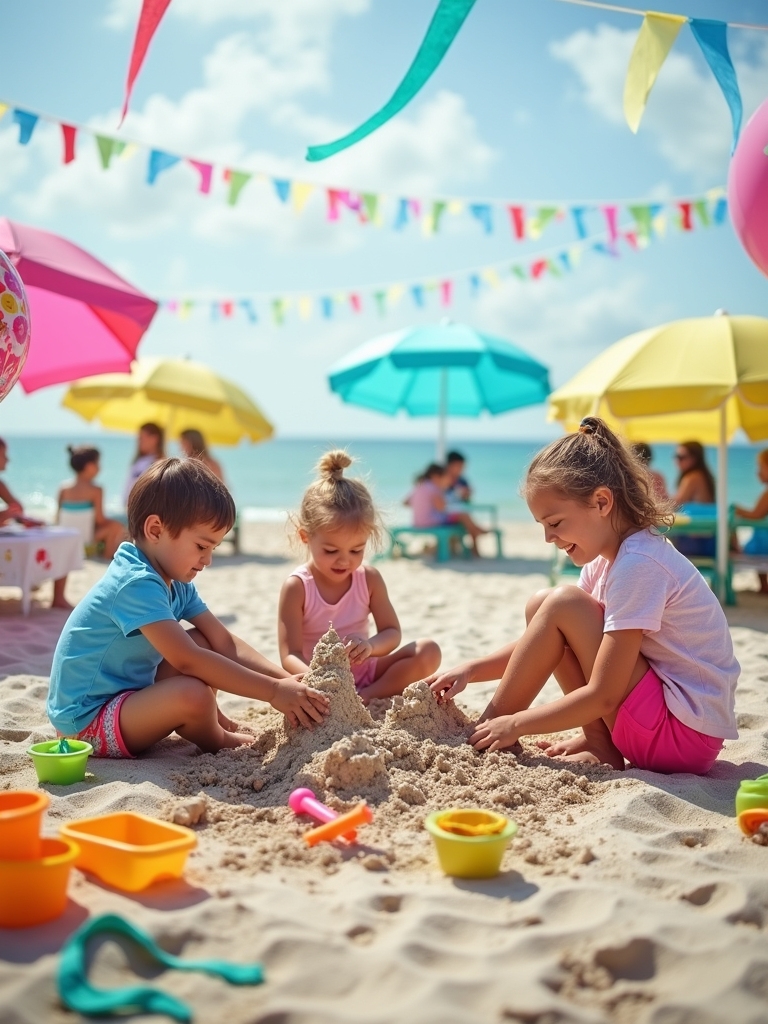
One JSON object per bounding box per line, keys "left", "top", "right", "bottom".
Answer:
{"left": 168, "top": 628, "right": 609, "bottom": 878}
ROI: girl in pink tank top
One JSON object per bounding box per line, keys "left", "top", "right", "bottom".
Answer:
{"left": 278, "top": 450, "right": 441, "bottom": 703}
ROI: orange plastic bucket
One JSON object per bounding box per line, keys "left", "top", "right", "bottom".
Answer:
{"left": 0, "top": 837, "right": 79, "bottom": 927}
{"left": 0, "top": 790, "right": 49, "bottom": 860}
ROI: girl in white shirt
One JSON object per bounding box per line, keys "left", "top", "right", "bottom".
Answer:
{"left": 427, "top": 417, "right": 739, "bottom": 774}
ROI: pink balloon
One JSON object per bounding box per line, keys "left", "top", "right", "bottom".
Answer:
{"left": 728, "top": 96, "right": 768, "bottom": 277}
{"left": 0, "top": 249, "right": 30, "bottom": 403}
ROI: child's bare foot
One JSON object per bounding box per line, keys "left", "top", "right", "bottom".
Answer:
{"left": 537, "top": 730, "right": 625, "bottom": 770}
{"left": 217, "top": 707, "right": 240, "bottom": 732}
{"left": 217, "top": 730, "right": 253, "bottom": 749}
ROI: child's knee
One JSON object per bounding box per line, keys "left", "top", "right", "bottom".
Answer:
{"left": 178, "top": 677, "right": 216, "bottom": 718}
{"left": 525, "top": 588, "right": 553, "bottom": 622}
{"left": 416, "top": 638, "right": 441, "bottom": 673}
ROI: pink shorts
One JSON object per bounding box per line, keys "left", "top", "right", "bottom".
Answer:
{"left": 612, "top": 667, "right": 723, "bottom": 775}
{"left": 352, "top": 658, "right": 379, "bottom": 693}
{"left": 59, "top": 691, "right": 135, "bottom": 759}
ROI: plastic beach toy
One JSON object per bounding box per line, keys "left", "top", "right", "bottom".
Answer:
{"left": 728, "top": 96, "right": 768, "bottom": 278}
{"left": 289, "top": 787, "right": 358, "bottom": 841}
{"left": 60, "top": 811, "right": 196, "bottom": 891}
{"left": 425, "top": 809, "right": 518, "bottom": 879}
{"left": 738, "top": 808, "right": 768, "bottom": 836}
{"left": 436, "top": 809, "right": 508, "bottom": 837}
{"left": 28, "top": 739, "right": 93, "bottom": 785}
{"left": 0, "top": 789, "right": 49, "bottom": 860}
{"left": 735, "top": 775, "right": 768, "bottom": 817}
{"left": 58, "top": 913, "right": 264, "bottom": 1022}
{"left": 0, "top": 836, "right": 79, "bottom": 928}
{"left": 303, "top": 803, "right": 373, "bottom": 846}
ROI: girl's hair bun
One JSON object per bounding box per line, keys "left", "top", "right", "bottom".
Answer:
{"left": 317, "top": 449, "right": 353, "bottom": 483}
{"left": 578, "top": 417, "right": 600, "bottom": 435}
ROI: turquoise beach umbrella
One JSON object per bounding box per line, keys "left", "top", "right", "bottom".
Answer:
{"left": 328, "top": 321, "right": 551, "bottom": 459}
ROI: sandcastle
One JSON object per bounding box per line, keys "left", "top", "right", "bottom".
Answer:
{"left": 170, "top": 627, "right": 604, "bottom": 875}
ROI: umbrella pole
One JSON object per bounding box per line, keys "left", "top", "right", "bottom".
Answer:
{"left": 716, "top": 405, "right": 728, "bottom": 603}
{"left": 437, "top": 368, "right": 448, "bottom": 462}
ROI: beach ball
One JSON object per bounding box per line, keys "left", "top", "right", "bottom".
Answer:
{"left": 728, "top": 96, "right": 768, "bottom": 278}
{"left": 0, "top": 249, "right": 30, "bottom": 403}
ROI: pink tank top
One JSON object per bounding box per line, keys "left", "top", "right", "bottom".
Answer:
{"left": 291, "top": 564, "right": 372, "bottom": 664}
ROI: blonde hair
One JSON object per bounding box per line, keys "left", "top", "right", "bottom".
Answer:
{"left": 295, "top": 450, "right": 382, "bottom": 545}
{"left": 523, "top": 417, "right": 674, "bottom": 532}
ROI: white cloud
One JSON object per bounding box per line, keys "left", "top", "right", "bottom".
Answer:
{"left": 9, "top": 6, "right": 495, "bottom": 251}
{"left": 475, "top": 264, "right": 668, "bottom": 389}
{"left": 551, "top": 24, "right": 768, "bottom": 179}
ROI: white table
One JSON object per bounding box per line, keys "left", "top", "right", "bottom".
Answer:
{"left": 0, "top": 526, "right": 83, "bottom": 614}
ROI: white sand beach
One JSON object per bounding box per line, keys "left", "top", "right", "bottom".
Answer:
{"left": 1, "top": 523, "right": 767, "bottom": 1024}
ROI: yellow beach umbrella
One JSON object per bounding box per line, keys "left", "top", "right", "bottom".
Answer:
{"left": 548, "top": 314, "right": 768, "bottom": 596}
{"left": 62, "top": 357, "right": 274, "bottom": 446}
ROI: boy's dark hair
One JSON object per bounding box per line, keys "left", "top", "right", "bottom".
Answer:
{"left": 67, "top": 445, "right": 100, "bottom": 473}
{"left": 631, "top": 442, "right": 652, "bottom": 465}
{"left": 128, "top": 457, "right": 236, "bottom": 540}
{"left": 446, "top": 450, "right": 465, "bottom": 465}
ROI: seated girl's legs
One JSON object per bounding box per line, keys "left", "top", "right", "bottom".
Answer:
{"left": 51, "top": 576, "right": 72, "bottom": 610}
{"left": 359, "top": 638, "right": 441, "bottom": 704}
{"left": 94, "top": 518, "right": 128, "bottom": 560}
{"left": 481, "top": 586, "right": 646, "bottom": 769}
{"left": 454, "top": 512, "right": 486, "bottom": 554}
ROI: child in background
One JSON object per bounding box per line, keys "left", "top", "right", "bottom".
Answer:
{"left": 279, "top": 450, "right": 440, "bottom": 704}
{"left": 734, "top": 448, "right": 768, "bottom": 595}
{"left": 48, "top": 458, "right": 329, "bottom": 757}
{"left": 58, "top": 445, "right": 127, "bottom": 559}
{"left": 124, "top": 422, "right": 165, "bottom": 505}
{"left": 426, "top": 418, "right": 739, "bottom": 775}
{"left": 406, "top": 462, "right": 486, "bottom": 554}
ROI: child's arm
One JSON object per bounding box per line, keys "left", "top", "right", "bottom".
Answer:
{"left": 140, "top": 618, "right": 329, "bottom": 728}
{"left": 190, "top": 610, "right": 292, "bottom": 679}
{"left": 278, "top": 576, "right": 312, "bottom": 675}
{"left": 425, "top": 642, "right": 519, "bottom": 702}
{"left": 470, "top": 629, "right": 643, "bottom": 751}
{"left": 735, "top": 489, "right": 768, "bottom": 520}
{"left": 344, "top": 566, "right": 400, "bottom": 665}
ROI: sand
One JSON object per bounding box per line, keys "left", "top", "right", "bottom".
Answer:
{"left": 1, "top": 522, "right": 768, "bottom": 1023}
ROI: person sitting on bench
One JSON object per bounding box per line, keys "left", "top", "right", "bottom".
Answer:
{"left": 405, "top": 463, "right": 486, "bottom": 555}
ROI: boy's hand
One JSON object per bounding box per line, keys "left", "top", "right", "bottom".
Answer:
{"left": 424, "top": 665, "right": 472, "bottom": 703}
{"left": 344, "top": 635, "right": 373, "bottom": 665}
{"left": 271, "top": 676, "right": 330, "bottom": 729}
{"left": 469, "top": 716, "right": 521, "bottom": 752}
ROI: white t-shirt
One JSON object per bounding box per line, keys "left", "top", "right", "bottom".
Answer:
{"left": 578, "top": 529, "right": 739, "bottom": 739}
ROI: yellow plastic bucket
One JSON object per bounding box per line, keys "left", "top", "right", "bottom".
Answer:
{"left": 425, "top": 809, "right": 517, "bottom": 879}
{"left": 0, "top": 837, "right": 79, "bottom": 928}
{"left": 60, "top": 811, "right": 196, "bottom": 891}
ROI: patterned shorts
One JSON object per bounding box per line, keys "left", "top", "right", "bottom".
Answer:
{"left": 60, "top": 691, "right": 135, "bottom": 759}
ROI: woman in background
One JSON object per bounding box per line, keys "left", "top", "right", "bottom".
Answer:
{"left": 58, "top": 446, "right": 127, "bottom": 559}
{"left": 672, "top": 441, "right": 716, "bottom": 559}
{"left": 632, "top": 442, "right": 668, "bottom": 501}
{"left": 179, "top": 429, "right": 224, "bottom": 482}
{"left": 123, "top": 422, "right": 165, "bottom": 505}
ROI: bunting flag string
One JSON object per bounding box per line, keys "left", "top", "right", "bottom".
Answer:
{"left": 0, "top": 97, "right": 727, "bottom": 245}
{"left": 158, "top": 210, "right": 725, "bottom": 329}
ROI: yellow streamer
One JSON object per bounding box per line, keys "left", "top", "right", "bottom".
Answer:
{"left": 291, "top": 182, "right": 314, "bottom": 213}
{"left": 623, "top": 12, "right": 687, "bottom": 133}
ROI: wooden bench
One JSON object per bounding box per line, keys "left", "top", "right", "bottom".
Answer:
{"left": 385, "top": 524, "right": 503, "bottom": 562}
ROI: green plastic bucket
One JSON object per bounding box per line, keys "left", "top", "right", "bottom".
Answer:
{"left": 28, "top": 740, "right": 93, "bottom": 785}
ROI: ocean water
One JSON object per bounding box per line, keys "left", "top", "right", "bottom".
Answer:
{"left": 1, "top": 435, "right": 765, "bottom": 524}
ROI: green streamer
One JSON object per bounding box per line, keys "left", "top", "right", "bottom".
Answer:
{"left": 306, "top": 0, "right": 478, "bottom": 162}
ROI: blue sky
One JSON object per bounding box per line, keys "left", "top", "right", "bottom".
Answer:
{"left": 1, "top": 0, "right": 767, "bottom": 442}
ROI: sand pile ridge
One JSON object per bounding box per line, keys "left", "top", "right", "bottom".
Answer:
{"left": 170, "top": 627, "right": 609, "bottom": 876}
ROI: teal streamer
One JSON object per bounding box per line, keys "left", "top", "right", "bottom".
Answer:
{"left": 689, "top": 19, "right": 742, "bottom": 152}
{"left": 58, "top": 914, "right": 264, "bottom": 1020}
{"left": 306, "top": 0, "right": 478, "bottom": 162}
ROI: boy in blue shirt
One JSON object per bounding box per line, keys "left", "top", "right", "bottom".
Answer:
{"left": 48, "top": 458, "right": 329, "bottom": 757}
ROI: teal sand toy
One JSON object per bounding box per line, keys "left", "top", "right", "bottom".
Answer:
{"left": 58, "top": 914, "right": 264, "bottom": 1020}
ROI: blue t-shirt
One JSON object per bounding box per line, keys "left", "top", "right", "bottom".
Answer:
{"left": 47, "top": 542, "right": 207, "bottom": 734}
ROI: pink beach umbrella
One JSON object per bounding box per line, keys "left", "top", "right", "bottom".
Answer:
{"left": 0, "top": 219, "right": 158, "bottom": 393}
